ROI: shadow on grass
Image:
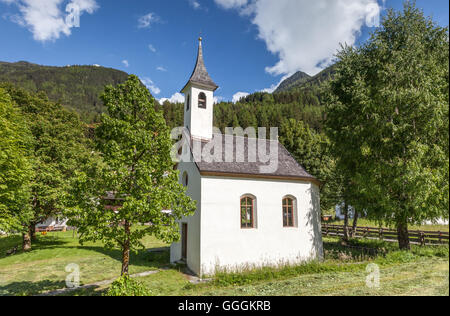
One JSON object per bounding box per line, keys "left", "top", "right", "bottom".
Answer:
{"left": 0, "top": 249, "right": 171, "bottom": 296}
{"left": 1, "top": 233, "right": 75, "bottom": 258}
{"left": 52, "top": 245, "right": 172, "bottom": 269}
{"left": 2, "top": 234, "right": 171, "bottom": 269}
{"left": 323, "top": 238, "right": 389, "bottom": 261}
{"left": 0, "top": 235, "right": 23, "bottom": 259}
{"left": 0, "top": 280, "right": 66, "bottom": 296}
{"left": 57, "top": 285, "right": 108, "bottom": 297}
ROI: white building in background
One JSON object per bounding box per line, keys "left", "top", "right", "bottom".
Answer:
{"left": 36, "top": 217, "right": 69, "bottom": 231}
{"left": 335, "top": 203, "right": 357, "bottom": 220}
{"left": 170, "top": 38, "right": 323, "bottom": 277}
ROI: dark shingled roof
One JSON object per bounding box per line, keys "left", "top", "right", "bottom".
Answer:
{"left": 181, "top": 39, "right": 218, "bottom": 92}
{"left": 188, "top": 135, "right": 318, "bottom": 183}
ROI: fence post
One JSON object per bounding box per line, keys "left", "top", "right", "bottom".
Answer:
{"left": 439, "top": 231, "right": 442, "bottom": 244}
{"left": 420, "top": 232, "right": 425, "bottom": 247}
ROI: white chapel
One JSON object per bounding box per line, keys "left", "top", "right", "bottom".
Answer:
{"left": 170, "top": 38, "right": 323, "bottom": 277}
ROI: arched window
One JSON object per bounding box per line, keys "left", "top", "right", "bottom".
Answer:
{"left": 186, "top": 94, "right": 190, "bottom": 111}
{"left": 182, "top": 172, "right": 189, "bottom": 187}
{"left": 282, "top": 196, "right": 297, "bottom": 227}
{"left": 241, "top": 195, "right": 256, "bottom": 229}
{"left": 198, "top": 92, "right": 207, "bottom": 109}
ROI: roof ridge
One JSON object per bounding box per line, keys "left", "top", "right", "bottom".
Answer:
{"left": 211, "top": 133, "right": 280, "bottom": 143}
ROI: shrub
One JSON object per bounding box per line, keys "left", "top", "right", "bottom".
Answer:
{"left": 104, "top": 275, "right": 153, "bottom": 297}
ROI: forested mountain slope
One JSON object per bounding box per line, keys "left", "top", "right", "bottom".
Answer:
{"left": 274, "top": 65, "right": 336, "bottom": 93}
{"left": 0, "top": 60, "right": 334, "bottom": 130}
{"left": 0, "top": 61, "right": 129, "bottom": 122}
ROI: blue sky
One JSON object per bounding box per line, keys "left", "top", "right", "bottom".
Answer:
{"left": 0, "top": 0, "right": 448, "bottom": 103}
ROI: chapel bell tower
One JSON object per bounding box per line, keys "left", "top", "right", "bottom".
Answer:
{"left": 181, "top": 37, "right": 218, "bottom": 141}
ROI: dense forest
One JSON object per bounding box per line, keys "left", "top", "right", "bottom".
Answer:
{"left": 158, "top": 90, "right": 325, "bottom": 133}
{"left": 157, "top": 66, "right": 332, "bottom": 133}
{"left": 0, "top": 61, "right": 129, "bottom": 122}
{"left": 0, "top": 60, "right": 332, "bottom": 130}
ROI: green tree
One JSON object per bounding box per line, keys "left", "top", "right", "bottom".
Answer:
{"left": 68, "top": 75, "right": 196, "bottom": 275}
{"left": 325, "top": 2, "right": 449, "bottom": 249}
{"left": 1, "top": 84, "right": 92, "bottom": 250}
{"left": 280, "top": 119, "right": 338, "bottom": 212}
{"left": 0, "top": 88, "right": 33, "bottom": 234}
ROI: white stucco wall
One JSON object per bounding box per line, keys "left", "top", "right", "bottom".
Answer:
{"left": 183, "top": 83, "right": 214, "bottom": 140}
{"left": 198, "top": 176, "right": 323, "bottom": 276}
{"left": 170, "top": 161, "right": 203, "bottom": 276}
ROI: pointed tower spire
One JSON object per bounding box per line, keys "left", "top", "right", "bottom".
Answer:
{"left": 181, "top": 37, "right": 218, "bottom": 92}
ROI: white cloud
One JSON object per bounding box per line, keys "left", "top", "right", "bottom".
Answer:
{"left": 214, "top": 0, "right": 381, "bottom": 75}
{"left": 214, "top": 0, "right": 248, "bottom": 9}
{"left": 159, "top": 92, "right": 223, "bottom": 104}
{"left": 122, "top": 60, "right": 129, "bottom": 67}
{"left": 141, "top": 77, "right": 161, "bottom": 95}
{"left": 1, "top": 0, "right": 99, "bottom": 42}
{"left": 232, "top": 91, "right": 249, "bottom": 103}
{"left": 159, "top": 92, "right": 185, "bottom": 104}
{"left": 261, "top": 74, "right": 290, "bottom": 93}
{"left": 148, "top": 44, "right": 157, "bottom": 53}
{"left": 156, "top": 66, "right": 167, "bottom": 72}
{"left": 214, "top": 96, "right": 224, "bottom": 104}
{"left": 138, "top": 12, "right": 159, "bottom": 29}
{"left": 188, "top": 0, "right": 201, "bottom": 10}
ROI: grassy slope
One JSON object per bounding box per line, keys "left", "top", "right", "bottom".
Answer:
{"left": 1, "top": 232, "right": 448, "bottom": 296}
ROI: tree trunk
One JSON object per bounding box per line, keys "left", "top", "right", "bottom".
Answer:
{"left": 29, "top": 224, "right": 36, "bottom": 241}
{"left": 121, "top": 221, "right": 131, "bottom": 276}
{"left": 343, "top": 202, "right": 349, "bottom": 242}
{"left": 22, "top": 231, "right": 32, "bottom": 251}
{"left": 397, "top": 220, "right": 410, "bottom": 250}
{"left": 351, "top": 211, "right": 359, "bottom": 238}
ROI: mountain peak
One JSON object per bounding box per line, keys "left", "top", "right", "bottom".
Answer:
{"left": 274, "top": 65, "right": 336, "bottom": 93}
{"left": 275, "top": 71, "right": 311, "bottom": 93}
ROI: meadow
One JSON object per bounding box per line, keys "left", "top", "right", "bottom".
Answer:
{"left": 0, "top": 230, "right": 448, "bottom": 296}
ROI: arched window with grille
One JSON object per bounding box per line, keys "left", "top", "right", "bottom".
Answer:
{"left": 198, "top": 92, "right": 207, "bottom": 109}
{"left": 240, "top": 195, "right": 256, "bottom": 229}
{"left": 282, "top": 196, "right": 297, "bottom": 227}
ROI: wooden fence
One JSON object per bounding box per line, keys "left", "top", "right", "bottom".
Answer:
{"left": 322, "top": 224, "right": 449, "bottom": 246}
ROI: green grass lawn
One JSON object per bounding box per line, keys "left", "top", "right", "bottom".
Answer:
{"left": 0, "top": 231, "right": 448, "bottom": 296}
{"left": 0, "top": 231, "right": 168, "bottom": 296}
{"left": 325, "top": 218, "right": 449, "bottom": 232}
{"left": 134, "top": 257, "right": 449, "bottom": 296}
